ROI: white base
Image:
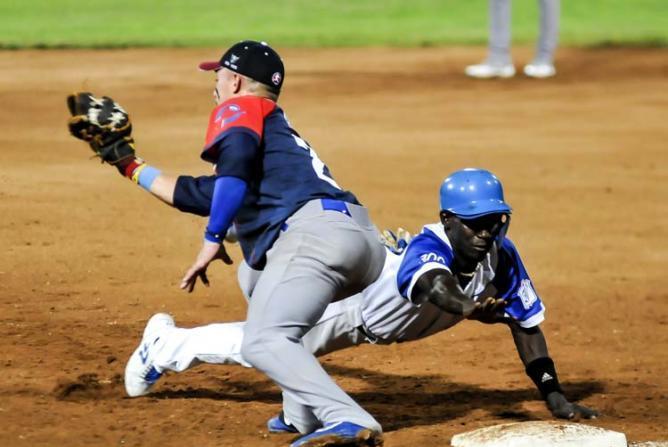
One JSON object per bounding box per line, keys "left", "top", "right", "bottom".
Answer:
{"left": 451, "top": 421, "right": 627, "bottom": 447}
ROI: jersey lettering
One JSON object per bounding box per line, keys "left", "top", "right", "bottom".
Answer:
{"left": 420, "top": 252, "right": 446, "bottom": 264}
{"left": 518, "top": 279, "right": 538, "bottom": 310}
{"left": 396, "top": 226, "right": 454, "bottom": 299}
{"left": 292, "top": 134, "right": 342, "bottom": 190}
{"left": 493, "top": 239, "right": 545, "bottom": 327}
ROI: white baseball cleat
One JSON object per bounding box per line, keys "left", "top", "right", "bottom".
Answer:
{"left": 523, "top": 62, "right": 556, "bottom": 78}
{"left": 124, "top": 313, "right": 175, "bottom": 397}
{"left": 465, "top": 62, "right": 516, "bottom": 79}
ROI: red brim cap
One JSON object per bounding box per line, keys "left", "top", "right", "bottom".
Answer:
{"left": 198, "top": 61, "right": 221, "bottom": 71}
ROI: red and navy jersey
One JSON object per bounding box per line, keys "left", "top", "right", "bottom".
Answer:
{"left": 200, "top": 95, "right": 359, "bottom": 269}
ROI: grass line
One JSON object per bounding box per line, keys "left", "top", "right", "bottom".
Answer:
{"left": 1, "top": 0, "right": 666, "bottom": 48}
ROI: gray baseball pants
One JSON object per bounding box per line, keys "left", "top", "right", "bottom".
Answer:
{"left": 240, "top": 199, "right": 386, "bottom": 434}
{"left": 488, "top": 0, "right": 560, "bottom": 65}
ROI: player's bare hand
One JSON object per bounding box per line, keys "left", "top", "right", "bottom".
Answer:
{"left": 180, "top": 241, "right": 224, "bottom": 293}
{"left": 468, "top": 297, "right": 506, "bottom": 324}
{"left": 546, "top": 391, "right": 599, "bottom": 420}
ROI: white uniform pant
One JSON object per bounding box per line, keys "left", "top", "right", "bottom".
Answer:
{"left": 488, "top": 0, "right": 560, "bottom": 64}
{"left": 151, "top": 294, "right": 369, "bottom": 424}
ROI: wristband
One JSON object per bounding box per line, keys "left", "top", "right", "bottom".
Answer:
{"left": 137, "top": 166, "right": 161, "bottom": 191}
{"left": 131, "top": 163, "right": 148, "bottom": 184}
{"left": 204, "top": 228, "right": 223, "bottom": 244}
{"left": 525, "top": 357, "right": 563, "bottom": 400}
{"left": 123, "top": 157, "right": 145, "bottom": 179}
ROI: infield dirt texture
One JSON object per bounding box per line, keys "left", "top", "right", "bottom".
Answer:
{"left": 1, "top": 45, "right": 667, "bottom": 447}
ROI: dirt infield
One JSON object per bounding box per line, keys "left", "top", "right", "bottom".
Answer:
{"left": 1, "top": 46, "right": 666, "bottom": 446}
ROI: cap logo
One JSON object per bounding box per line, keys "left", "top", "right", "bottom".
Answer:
{"left": 224, "top": 53, "right": 240, "bottom": 70}
{"left": 271, "top": 72, "right": 282, "bottom": 86}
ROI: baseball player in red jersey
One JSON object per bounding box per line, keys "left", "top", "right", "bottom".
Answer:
{"left": 190, "top": 42, "right": 387, "bottom": 446}
{"left": 67, "top": 41, "right": 387, "bottom": 447}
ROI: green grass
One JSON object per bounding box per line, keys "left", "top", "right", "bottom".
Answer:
{"left": 1, "top": 0, "right": 666, "bottom": 48}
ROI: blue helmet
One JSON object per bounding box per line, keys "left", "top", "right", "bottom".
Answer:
{"left": 439, "top": 168, "right": 512, "bottom": 218}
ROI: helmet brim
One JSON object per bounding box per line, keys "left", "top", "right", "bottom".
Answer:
{"left": 445, "top": 199, "right": 512, "bottom": 219}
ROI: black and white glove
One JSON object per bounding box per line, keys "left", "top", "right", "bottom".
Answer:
{"left": 66, "top": 92, "right": 136, "bottom": 166}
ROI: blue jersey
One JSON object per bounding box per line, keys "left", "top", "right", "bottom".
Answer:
{"left": 200, "top": 96, "right": 359, "bottom": 269}
{"left": 395, "top": 224, "right": 545, "bottom": 328}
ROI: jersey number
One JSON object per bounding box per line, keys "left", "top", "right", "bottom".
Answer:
{"left": 293, "top": 135, "right": 342, "bottom": 190}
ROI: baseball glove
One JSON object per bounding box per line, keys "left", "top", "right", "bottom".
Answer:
{"left": 66, "top": 92, "right": 135, "bottom": 165}
{"left": 379, "top": 227, "right": 412, "bottom": 255}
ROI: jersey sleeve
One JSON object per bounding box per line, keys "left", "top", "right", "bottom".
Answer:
{"left": 493, "top": 238, "right": 545, "bottom": 328}
{"left": 396, "top": 229, "right": 454, "bottom": 301}
{"left": 201, "top": 96, "right": 276, "bottom": 163}
{"left": 205, "top": 176, "right": 247, "bottom": 243}
{"left": 173, "top": 174, "right": 215, "bottom": 216}
{"left": 213, "top": 132, "right": 261, "bottom": 182}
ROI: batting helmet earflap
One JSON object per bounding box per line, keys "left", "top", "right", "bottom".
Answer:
{"left": 439, "top": 168, "right": 512, "bottom": 218}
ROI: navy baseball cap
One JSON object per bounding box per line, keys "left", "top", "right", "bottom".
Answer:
{"left": 199, "top": 40, "right": 285, "bottom": 92}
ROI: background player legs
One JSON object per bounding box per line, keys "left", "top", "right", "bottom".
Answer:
{"left": 488, "top": 0, "right": 512, "bottom": 65}
{"left": 241, "top": 203, "right": 385, "bottom": 434}
{"left": 535, "top": 0, "right": 560, "bottom": 64}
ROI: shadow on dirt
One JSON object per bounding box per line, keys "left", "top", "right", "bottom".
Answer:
{"left": 333, "top": 364, "right": 603, "bottom": 431}
{"left": 146, "top": 363, "right": 604, "bottom": 431}
{"left": 54, "top": 373, "right": 124, "bottom": 401}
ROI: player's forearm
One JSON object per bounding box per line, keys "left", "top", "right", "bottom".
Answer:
{"left": 513, "top": 326, "right": 599, "bottom": 419}
{"left": 147, "top": 173, "right": 177, "bottom": 205}
{"left": 427, "top": 289, "right": 475, "bottom": 316}
{"left": 413, "top": 271, "right": 477, "bottom": 316}
{"left": 512, "top": 325, "right": 599, "bottom": 419}
{"left": 204, "top": 176, "right": 246, "bottom": 243}
{"left": 511, "top": 324, "right": 566, "bottom": 402}
{"left": 114, "top": 156, "right": 179, "bottom": 206}
{"left": 117, "top": 156, "right": 219, "bottom": 214}
{"left": 510, "top": 324, "right": 549, "bottom": 365}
